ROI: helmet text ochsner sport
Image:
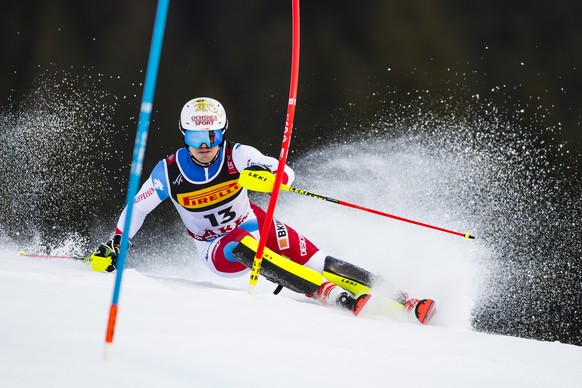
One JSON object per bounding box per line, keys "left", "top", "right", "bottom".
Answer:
{"left": 191, "top": 115, "right": 218, "bottom": 126}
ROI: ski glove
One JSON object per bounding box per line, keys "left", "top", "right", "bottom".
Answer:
{"left": 90, "top": 234, "right": 123, "bottom": 272}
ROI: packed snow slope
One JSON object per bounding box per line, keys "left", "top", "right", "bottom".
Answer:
{"left": 1, "top": 70, "right": 580, "bottom": 386}
{"left": 1, "top": 249, "right": 581, "bottom": 388}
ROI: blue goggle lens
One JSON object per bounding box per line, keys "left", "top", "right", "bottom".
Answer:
{"left": 184, "top": 129, "right": 224, "bottom": 148}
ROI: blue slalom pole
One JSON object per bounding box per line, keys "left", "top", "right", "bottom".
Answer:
{"left": 105, "top": 0, "right": 170, "bottom": 349}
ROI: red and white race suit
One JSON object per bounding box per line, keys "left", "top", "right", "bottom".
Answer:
{"left": 115, "top": 141, "right": 326, "bottom": 276}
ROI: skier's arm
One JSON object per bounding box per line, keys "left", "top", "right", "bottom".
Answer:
{"left": 232, "top": 143, "right": 295, "bottom": 185}
{"left": 115, "top": 160, "right": 170, "bottom": 238}
{"left": 90, "top": 160, "right": 169, "bottom": 272}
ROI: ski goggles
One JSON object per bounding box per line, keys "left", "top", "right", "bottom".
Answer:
{"left": 184, "top": 129, "right": 224, "bottom": 148}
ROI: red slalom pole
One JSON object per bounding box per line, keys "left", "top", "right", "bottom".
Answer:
{"left": 249, "top": 0, "right": 300, "bottom": 290}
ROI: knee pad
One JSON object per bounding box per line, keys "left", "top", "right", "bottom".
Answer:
{"left": 223, "top": 241, "right": 240, "bottom": 263}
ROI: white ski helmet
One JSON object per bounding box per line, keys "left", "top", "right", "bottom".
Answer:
{"left": 179, "top": 97, "right": 228, "bottom": 148}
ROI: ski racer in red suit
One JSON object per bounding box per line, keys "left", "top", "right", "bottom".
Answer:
{"left": 91, "top": 97, "right": 435, "bottom": 323}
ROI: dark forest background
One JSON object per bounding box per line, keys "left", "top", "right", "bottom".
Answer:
{"left": 1, "top": 1, "right": 581, "bottom": 345}
{"left": 3, "top": 1, "right": 581, "bottom": 165}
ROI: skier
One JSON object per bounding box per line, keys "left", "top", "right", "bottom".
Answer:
{"left": 91, "top": 97, "right": 435, "bottom": 324}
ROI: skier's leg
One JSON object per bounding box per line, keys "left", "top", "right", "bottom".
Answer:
{"left": 321, "top": 255, "right": 410, "bottom": 301}
{"left": 194, "top": 228, "right": 250, "bottom": 277}
{"left": 197, "top": 222, "right": 324, "bottom": 293}
{"left": 216, "top": 204, "right": 432, "bottom": 321}
{"left": 231, "top": 235, "right": 321, "bottom": 294}
{"left": 321, "top": 255, "right": 436, "bottom": 324}
{"left": 231, "top": 235, "right": 370, "bottom": 316}
{"left": 249, "top": 202, "right": 322, "bottom": 268}
{"left": 321, "top": 256, "right": 377, "bottom": 296}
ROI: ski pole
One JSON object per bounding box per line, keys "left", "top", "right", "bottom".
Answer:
{"left": 18, "top": 251, "right": 91, "bottom": 261}
{"left": 239, "top": 169, "right": 476, "bottom": 240}
{"left": 249, "top": 0, "right": 301, "bottom": 291}
{"left": 18, "top": 250, "right": 122, "bottom": 273}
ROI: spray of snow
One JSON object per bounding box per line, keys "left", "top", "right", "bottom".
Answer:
{"left": 0, "top": 69, "right": 580, "bottom": 345}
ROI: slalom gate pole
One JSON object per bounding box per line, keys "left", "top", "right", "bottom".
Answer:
{"left": 249, "top": 0, "right": 300, "bottom": 291}
{"left": 239, "top": 169, "right": 476, "bottom": 240}
{"left": 104, "top": 0, "right": 169, "bottom": 354}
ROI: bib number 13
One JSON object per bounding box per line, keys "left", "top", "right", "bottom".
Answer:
{"left": 204, "top": 206, "right": 236, "bottom": 227}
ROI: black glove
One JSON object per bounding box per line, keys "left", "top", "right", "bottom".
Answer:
{"left": 90, "top": 234, "right": 122, "bottom": 272}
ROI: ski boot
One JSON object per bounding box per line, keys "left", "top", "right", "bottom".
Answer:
{"left": 400, "top": 292, "right": 436, "bottom": 325}
{"left": 311, "top": 281, "right": 371, "bottom": 316}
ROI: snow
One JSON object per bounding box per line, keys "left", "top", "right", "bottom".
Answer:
{"left": 2, "top": 249, "right": 581, "bottom": 388}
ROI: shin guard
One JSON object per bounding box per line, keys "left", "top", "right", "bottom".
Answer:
{"left": 232, "top": 236, "right": 322, "bottom": 295}
{"left": 322, "top": 256, "right": 379, "bottom": 296}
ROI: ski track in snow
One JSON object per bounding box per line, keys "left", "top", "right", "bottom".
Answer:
{"left": 1, "top": 250, "right": 581, "bottom": 388}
